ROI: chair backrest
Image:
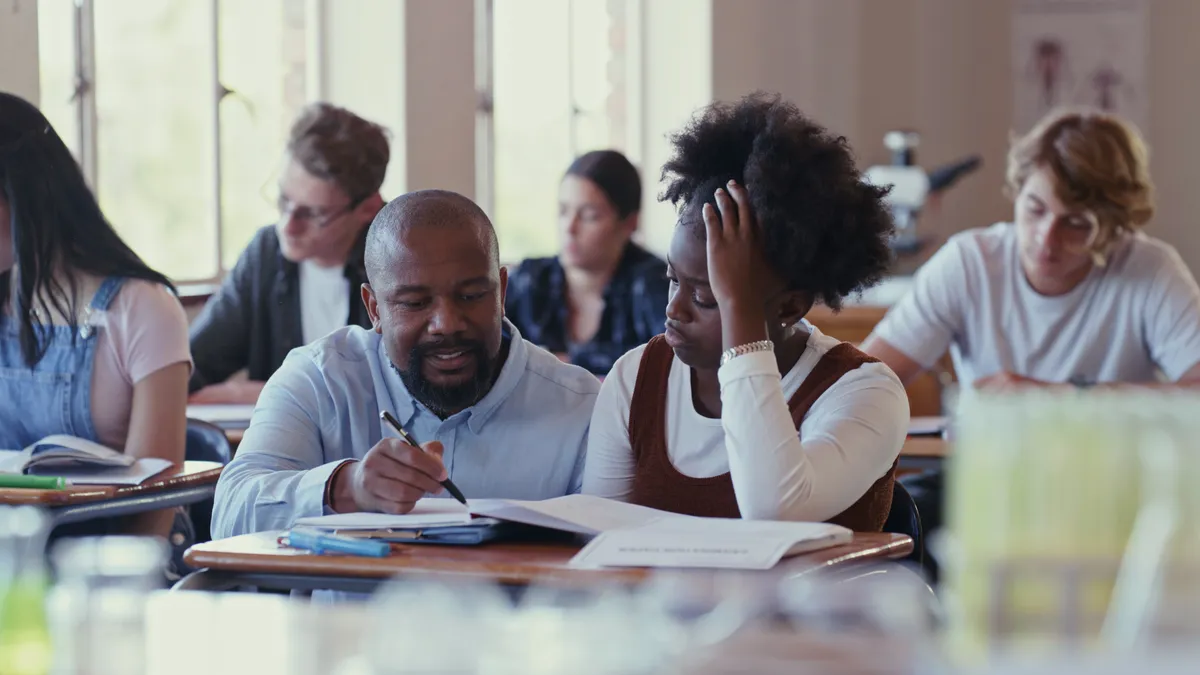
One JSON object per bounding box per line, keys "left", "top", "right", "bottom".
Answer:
{"left": 883, "top": 481, "right": 923, "bottom": 567}
{"left": 185, "top": 418, "right": 232, "bottom": 465}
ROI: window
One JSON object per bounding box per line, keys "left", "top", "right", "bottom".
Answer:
{"left": 476, "top": 0, "right": 641, "bottom": 263}
{"left": 37, "top": 0, "right": 312, "bottom": 283}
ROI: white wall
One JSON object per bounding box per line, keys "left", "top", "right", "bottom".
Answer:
{"left": 402, "top": 0, "right": 476, "bottom": 198}
{"left": 694, "top": 0, "right": 1200, "bottom": 274}
{"left": 8, "top": 0, "right": 1200, "bottom": 273}
{"left": 636, "top": 0, "right": 712, "bottom": 254}
{"left": 321, "top": 0, "right": 408, "bottom": 199}
{"left": 0, "top": 1, "right": 40, "bottom": 103}
{"left": 1147, "top": 0, "right": 1200, "bottom": 276}
{"left": 322, "top": 0, "right": 475, "bottom": 201}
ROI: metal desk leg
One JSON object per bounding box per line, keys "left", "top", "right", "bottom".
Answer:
{"left": 172, "top": 569, "right": 245, "bottom": 592}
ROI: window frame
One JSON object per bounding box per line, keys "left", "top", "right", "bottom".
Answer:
{"left": 54, "top": 0, "right": 319, "bottom": 287}
{"left": 472, "top": 0, "right": 644, "bottom": 224}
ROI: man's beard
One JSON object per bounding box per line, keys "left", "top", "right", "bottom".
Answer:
{"left": 391, "top": 338, "right": 495, "bottom": 418}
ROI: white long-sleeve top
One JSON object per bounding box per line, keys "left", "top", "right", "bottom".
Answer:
{"left": 581, "top": 322, "right": 909, "bottom": 521}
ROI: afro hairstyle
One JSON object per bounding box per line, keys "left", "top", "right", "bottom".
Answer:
{"left": 660, "top": 92, "right": 895, "bottom": 311}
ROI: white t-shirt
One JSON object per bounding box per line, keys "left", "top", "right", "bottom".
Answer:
{"left": 299, "top": 260, "right": 351, "bottom": 345}
{"left": 582, "top": 322, "right": 909, "bottom": 522}
{"left": 872, "top": 222, "right": 1200, "bottom": 386}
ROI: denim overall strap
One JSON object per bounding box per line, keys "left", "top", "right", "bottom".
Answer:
{"left": 88, "top": 276, "right": 127, "bottom": 312}
{"left": 0, "top": 277, "right": 125, "bottom": 448}
{"left": 65, "top": 277, "right": 127, "bottom": 440}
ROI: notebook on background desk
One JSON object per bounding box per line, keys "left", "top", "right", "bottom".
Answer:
{"left": 908, "top": 416, "right": 949, "bottom": 437}
{"left": 187, "top": 403, "right": 255, "bottom": 431}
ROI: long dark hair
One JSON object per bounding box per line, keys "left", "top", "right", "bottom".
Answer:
{"left": 0, "top": 92, "right": 175, "bottom": 367}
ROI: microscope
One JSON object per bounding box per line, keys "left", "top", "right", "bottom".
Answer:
{"left": 864, "top": 130, "right": 981, "bottom": 256}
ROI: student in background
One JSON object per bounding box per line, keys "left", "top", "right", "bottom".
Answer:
{"left": 213, "top": 190, "right": 598, "bottom": 536}
{"left": 583, "top": 95, "right": 908, "bottom": 529}
{"left": 188, "top": 103, "right": 389, "bottom": 403}
{"left": 505, "top": 150, "right": 668, "bottom": 376}
{"left": 0, "top": 93, "right": 190, "bottom": 538}
{"left": 862, "top": 108, "right": 1200, "bottom": 564}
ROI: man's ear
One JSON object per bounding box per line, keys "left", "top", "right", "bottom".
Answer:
{"left": 776, "top": 290, "right": 814, "bottom": 328}
{"left": 621, "top": 212, "right": 640, "bottom": 237}
{"left": 355, "top": 193, "right": 385, "bottom": 224}
{"left": 498, "top": 266, "right": 509, "bottom": 317}
{"left": 361, "top": 283, "right": 383, "bottom": 333}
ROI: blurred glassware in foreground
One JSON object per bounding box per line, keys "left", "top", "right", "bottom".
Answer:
{"left": 944, "top": 388, "right": 1200, "bottom": 658}
{"left": 46, "top": 536, "right": 167, "bottom": 675}
{"left": 0, "top": 506, "right": 53, "bottom": 675}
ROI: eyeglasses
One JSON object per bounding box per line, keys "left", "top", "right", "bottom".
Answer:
{"left": 276, "top": 194, "right": 359, "bottom": 229}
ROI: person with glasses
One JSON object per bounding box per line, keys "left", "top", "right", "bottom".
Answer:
{"left": 862, "top": 108, "right": 1200, "bottom": 574}
{"left": 189, "top": 103, "right": 389, "bottom": 403}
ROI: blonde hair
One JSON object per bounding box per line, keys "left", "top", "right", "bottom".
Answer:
{"left": 1005, "top": 108, "right": 1154, "bottom": 261}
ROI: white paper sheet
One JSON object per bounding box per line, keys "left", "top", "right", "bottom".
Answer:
{"left": 569, "top": 519, "right": 852, "bottom": 570}
{"left": 294, "top": 499, "right": 473, "bottom": 529}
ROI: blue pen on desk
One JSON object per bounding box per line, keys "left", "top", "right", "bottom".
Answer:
{"left": 280, "top": 529, "right": 391, "bottom": 558}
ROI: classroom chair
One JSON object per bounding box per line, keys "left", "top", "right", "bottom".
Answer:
{"left": 184, "top": 418, "right": 232, "bottom": 545}
{"left": 810, "top": 483, "right": 939, "bottom": 627}
{"left": 883, "top": 481, "right": 925, "bottom": 573}
{"left": 185, "top": 418, "right": 233, "bottom": 465}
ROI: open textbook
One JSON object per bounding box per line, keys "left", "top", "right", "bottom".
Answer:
{"left": 294, "top": 494, "right": 853, "bottom": 570}
{"left": 0, "top": 435, "right": 173, "bottom": 486}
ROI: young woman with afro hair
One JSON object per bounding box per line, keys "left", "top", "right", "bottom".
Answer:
{"left": 582, "top": 93, "right": 909, "bottom": 529}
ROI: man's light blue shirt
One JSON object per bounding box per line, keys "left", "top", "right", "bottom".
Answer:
{"left": 212, "top": 320, "right": 600, "bottom": 538}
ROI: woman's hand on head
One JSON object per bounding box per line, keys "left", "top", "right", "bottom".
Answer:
{"left": 704, "top": 180, "right": 775, "bottom": 310}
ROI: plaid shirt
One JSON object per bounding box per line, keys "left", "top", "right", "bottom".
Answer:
{"left": 505, "top": 243, "right": 668, "bottom": 375}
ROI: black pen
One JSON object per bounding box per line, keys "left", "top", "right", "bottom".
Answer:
{"left": 379, "top": 410, "right": 469, "bottom": 506}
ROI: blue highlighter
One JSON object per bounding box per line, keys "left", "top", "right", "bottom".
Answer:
{"left": 280, "top": 529, "right": 391, "bottom": 557}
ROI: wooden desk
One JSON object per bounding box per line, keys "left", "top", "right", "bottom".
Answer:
{"left": 805, "top": 305, "right": 951, "bottom": 417}
{"left": 899, "top": 436, "right": 949, "bottom": 473}
{"left": 178, "top": 531, "right": 913, "bottom": 594}
{"left": 0, "top": 461, "right": 223, "bottom": 526}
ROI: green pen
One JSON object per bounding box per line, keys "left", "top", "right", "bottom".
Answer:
{"left": 0, "top": 475, "right": 68, "bottom": 490}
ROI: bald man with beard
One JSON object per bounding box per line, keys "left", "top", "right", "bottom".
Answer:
{"left": 213, "top": 190, "right": 600, "bottom": 538}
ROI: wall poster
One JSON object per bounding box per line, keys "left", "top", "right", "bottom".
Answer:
{"left": 1013, "top": 0, "right": 1148, "bottom": 133}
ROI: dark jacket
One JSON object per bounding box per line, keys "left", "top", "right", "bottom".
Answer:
{"left": 504, "top": 242, "right": 668, "bottom": 375}
{"left": 188, "top": 225, "right": 372, "bottom": 392}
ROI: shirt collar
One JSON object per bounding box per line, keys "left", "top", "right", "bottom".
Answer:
{"left": 466, "top": 318, "right": 528, "bottom": 434}
{"left": 378, "top": 338, "right": 418, "bottom": 428}
{"left": 376, "top": 318, "right": 529, "bottom": 433}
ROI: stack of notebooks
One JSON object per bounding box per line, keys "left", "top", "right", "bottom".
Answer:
{"left": 0, "top": 435, "right": 173, "bottom": 486}
{"left": 293, "top": 495, "right": 854, "bottom": 570}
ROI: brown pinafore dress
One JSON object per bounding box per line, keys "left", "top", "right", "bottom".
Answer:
{"left": 626, "top": 336, "right": 896, "bottom": 531}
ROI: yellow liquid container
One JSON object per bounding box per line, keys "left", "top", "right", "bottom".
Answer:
{"left": 942, "top": 390, "right": 1200, "bottom": 658}
{"left": 0, "top": 507, "right": 52, "bottom": 675}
